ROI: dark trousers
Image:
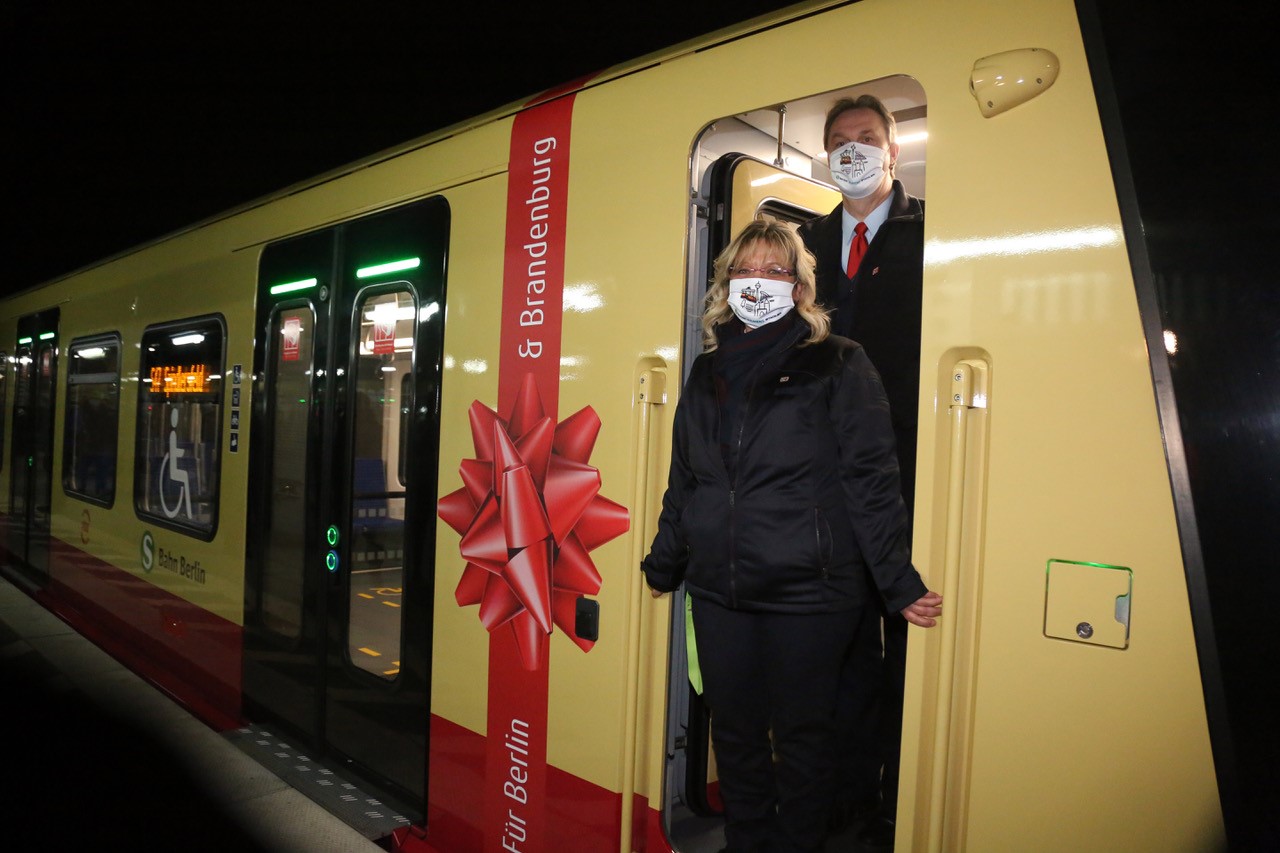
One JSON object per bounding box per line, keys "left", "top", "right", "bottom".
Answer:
{"left": 833, "top": 605, "right": 884, "bottom": 810}
{"left": 691, "top": 596, "right": 860, "bottom": 853}
{"left": 834, "top": 608, "right": 908, "bottom": 819}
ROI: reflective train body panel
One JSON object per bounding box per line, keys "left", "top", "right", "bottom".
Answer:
{"left": 2, "top": 1, "right": 1266, "bottom": 851}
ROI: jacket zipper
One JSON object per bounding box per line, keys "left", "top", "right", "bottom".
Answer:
{"left": 728, "top": 373, "right": 753, "bottom": 608}
{"left": 727, "top": 487, "right": 737, "bottom": 605}
{"left": 815, "top": 507, "right": 829, "bottom": 580}
{"left": 723, "top": 321, "right": 808, "bottom": 608}
{"left": 727, "top": 344, "right": 783, "bottom": 607}
{"left": 728, "top": 357, "right": 766, "bottom": 608}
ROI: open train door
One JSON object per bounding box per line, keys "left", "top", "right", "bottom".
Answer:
{"left": 243, "top": 198, "right": 449, "bottom": 817}
{"left": 661, "top": 153, "right": 839, "bottom": 848}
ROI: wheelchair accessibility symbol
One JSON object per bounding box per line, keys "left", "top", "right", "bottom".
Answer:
{"left": 159, "top": 409, "right": 193, "bottom": 520}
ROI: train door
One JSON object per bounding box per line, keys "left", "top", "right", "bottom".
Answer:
{"left": 244, "top": 198, "right": 449, "bottom": 815}
{"left": 7, "top": 308, "right": 60, "bottom": 582}
{"left": 663, "top": 82, "right": 924, "bottom": 850}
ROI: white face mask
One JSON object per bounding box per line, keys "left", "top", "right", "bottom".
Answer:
{"left": 727, "top": 278, "right": 795, "bottom": 328}
{"left": 827, "top": 140, "right": 889, "bottom": 200}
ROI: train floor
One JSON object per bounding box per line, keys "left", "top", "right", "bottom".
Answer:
{"left": 668, "top": 798, "right": 888, "bottom": 852}
{"left": 0, "top": 574, "right": 387, "bottom": 853}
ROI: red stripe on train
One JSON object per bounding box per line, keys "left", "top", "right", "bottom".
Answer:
{"left": 0, "top": 532, "right": 243, "bottom": 730}
{"left": 421, "top": 715, "right": 667, "bottom": 853}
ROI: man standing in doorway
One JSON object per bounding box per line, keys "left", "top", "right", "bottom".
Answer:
{"left": 799, "top": 94, "right": 924, "bottom": 850}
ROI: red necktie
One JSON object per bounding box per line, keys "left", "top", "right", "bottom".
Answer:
{"left": 846, "top": 222, "right": 868, "bottom": 278}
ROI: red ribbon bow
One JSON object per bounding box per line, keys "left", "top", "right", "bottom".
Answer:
{"left": 437, "top": 374, "right": 629, "bottom": 671}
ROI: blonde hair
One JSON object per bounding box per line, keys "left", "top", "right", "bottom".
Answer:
{"left": 701, "top": 219, "right": 830, "bottom": 351}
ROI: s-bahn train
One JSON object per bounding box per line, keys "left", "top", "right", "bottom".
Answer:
{"left": 2, "top": 1, "right": 1274, "bottom": 851}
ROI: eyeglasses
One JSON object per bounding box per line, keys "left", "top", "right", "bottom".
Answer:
{"left": 729, "top": 266, "right": 795, "bottom": 279}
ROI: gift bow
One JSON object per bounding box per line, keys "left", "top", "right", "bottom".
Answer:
{"left": 437, "top": 374, "right": 629, "bottom": 671}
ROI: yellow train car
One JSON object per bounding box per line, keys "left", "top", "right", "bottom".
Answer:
{"left": 2, "top": 1, "right": 1272, "bottom": 851}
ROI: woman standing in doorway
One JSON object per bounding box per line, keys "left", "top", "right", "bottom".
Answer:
{"left": 642, "top": 219, "right": 941, "bottom": 853}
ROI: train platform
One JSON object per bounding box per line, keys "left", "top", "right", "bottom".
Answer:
{"left": 2, "top": 569, "right": 892, "bottom": 853}
{"left": 0, "top": 574, "right": 389, "bottom": 853}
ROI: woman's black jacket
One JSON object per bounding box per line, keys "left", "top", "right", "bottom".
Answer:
{"left": 641, "top": 317, "right": 926, "bottom": 614}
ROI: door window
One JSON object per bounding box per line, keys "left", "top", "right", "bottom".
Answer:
{"left": 347, "top": 289, "right": 415, "bottom": 680}
{"left": 262, "top": 306, "right": 316, "bottom": 637}
{"left": 0, "top": 351, "right": 7, "bottom": 474}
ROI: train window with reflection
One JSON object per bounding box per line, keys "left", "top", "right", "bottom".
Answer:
{"left": 0, "top": 351, "right": 7, "bottom": 474}
{"left": 348, "top": 288, "right": 414, "bottom": 680}
{"left": 63, "top": 335, "right": 121, "bottom": 506}
{"left": 134, "top": 316, "right": 225, "bottom": 539}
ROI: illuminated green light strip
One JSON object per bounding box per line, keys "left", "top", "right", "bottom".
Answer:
{"left": 270, "top": 277, "right": 318, "bottom": 295}
{"left": 39, "top": 332, "right": 55, "bottom": 340}
{"left": 17, "top": 337, "right": 32, "bottom": 345}
{"left": 356, "top": 257, "right": 420, "bottom": 279}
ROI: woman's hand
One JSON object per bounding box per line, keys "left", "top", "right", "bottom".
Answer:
{"left": 901, "top": 590, "right": 943, "bottom": 627}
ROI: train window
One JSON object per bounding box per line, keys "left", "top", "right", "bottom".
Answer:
{"left": 0, "top": 352, "right": 7, "bottom": 474}
{"left": 133, "top": 316, "right": 225, "bottom": 539}
{"left": 348, "top": 288, "right": 413, "bottom": 680}
{"left": 62, "top": 335, "right": 121, "bottom": 506}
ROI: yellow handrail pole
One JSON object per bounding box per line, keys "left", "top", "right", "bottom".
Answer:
{"left": 618, "top": 363, "right": 666, "bottom": 852}
{"left": 927, "top": 399, "right": 971, "bottom": 852}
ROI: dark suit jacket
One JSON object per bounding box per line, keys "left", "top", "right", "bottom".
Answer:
{"left": 798, "top": 181, "right": 924, "bottom": 510}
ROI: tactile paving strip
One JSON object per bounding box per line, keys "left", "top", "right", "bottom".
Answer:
{"left": 225, "top": 725, "right": 414, "bottom": 840}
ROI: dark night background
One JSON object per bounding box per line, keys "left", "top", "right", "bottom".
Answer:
{"left": 3, "top": 1, "right": 1277, "bottom": 849}
{"left": 1088, "top": 3, "right": 1279, "bottom": 849}
{"left": 2, "top": 1, "right": 800, "bottom": 296}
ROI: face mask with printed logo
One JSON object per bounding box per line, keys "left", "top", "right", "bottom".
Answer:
{"left": 728, "top": 278, "right": 795, "bottom": 328}
{"left": 827, "top": 140, "right": 888, "bottom": 200}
